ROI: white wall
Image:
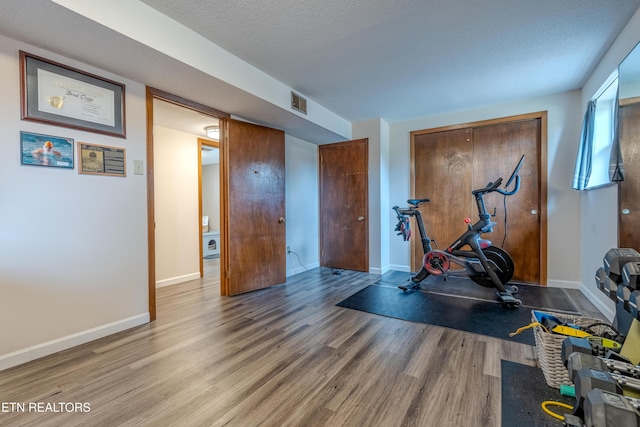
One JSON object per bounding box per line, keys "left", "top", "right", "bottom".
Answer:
{"left": 154, "top": 126, "right": 201, "bottom": 287}
{"left": 0, "top": 36, "right": 149, "bottom": 370}
{"left": 575, "top": 7, "right": 640, "bottom": 319}
{"left": 387, "top": 91, "right": 584, "bottom": 291}
{"left": 353, "top": 118, "right": 391, "bottom": 274}
{"left": 285, "top": 135, "right": 320, "bottom": 275}
{"left": 202, "top": 163, "right": 220, "bottom": 232}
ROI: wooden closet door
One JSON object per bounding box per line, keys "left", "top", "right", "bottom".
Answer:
{"left": 412, "top": 115, "right": 544, "bottom": 285}
{"left": 413, "top": 129, "right": 473, "bottom": 271}
{"left": 473, "top": 119, "right": 541, "bottom": 284}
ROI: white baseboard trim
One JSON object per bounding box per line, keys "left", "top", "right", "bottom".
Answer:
{"left": 579, "top": 283, "right": 616, "bottom": 322}
{"left": 535, "top": 279, "right": 615, "bottom": 321}
{"left": 389, "top": 264, "right": 410, "bottom": 272}
{"left": 0, "top": 313, "right": 150, "bottom": 372}
{"left": 156, "top": 272, "right": 200, "bottom": 288}
{"left": 286, "top": 262, "right": 320, "bottom": 277}
{"left": 546, "top": 279, "right": 581, "bottom": 289}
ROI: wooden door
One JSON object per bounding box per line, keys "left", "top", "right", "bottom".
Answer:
{"left": 413, "top": 129, "right": 473, "bottom": 271}
{"left": 222, "top": 119, "right": 286, "bottom": 295}
{"left": 473, "top": 119, "right": 542, "bottom": 284}
{"left": 412, "top": 114, "right": 544, "bottom": 284}
{"left": 619, "top": 102, "right": 640, "bottom": 250}
{"left": 319, "top": 139, "right": 369, "bottom": 272}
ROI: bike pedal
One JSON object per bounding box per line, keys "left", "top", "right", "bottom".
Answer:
{"left": 497, "top": 291, "right": 522, "bottom": 307}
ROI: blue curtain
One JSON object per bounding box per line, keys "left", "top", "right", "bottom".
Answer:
{"left": 609, "top": 91, "right": 625, "bottom": 182}
{"left": 572, "top": 100, "right": 597, "bottom": 190}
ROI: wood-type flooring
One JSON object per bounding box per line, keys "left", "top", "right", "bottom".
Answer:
{"left": 0, "top": 260, "right": 605, "bottom": 426}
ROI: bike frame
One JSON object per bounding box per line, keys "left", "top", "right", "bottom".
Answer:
{"left": 393, "top": 155, "right": 525, "bottom": 305}
{"left": 394, "top": 171, "right": 521, "bottom": 294}
{"left": 396, "top": 202, "right": 506, "bottom": 292}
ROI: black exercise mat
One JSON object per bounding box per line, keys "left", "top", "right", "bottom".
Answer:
{"left": 379, "top": 271, "right": 580, "bottom": 314}
{"left": 501, "top": 360, "right": 574, "bottom": 427}
{"left": 337, "top": 284, "right": 537, "bottom": 344}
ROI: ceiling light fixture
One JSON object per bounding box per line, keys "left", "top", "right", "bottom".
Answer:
{"left": 204, "top": 125, "right": 219, "bottom": 140}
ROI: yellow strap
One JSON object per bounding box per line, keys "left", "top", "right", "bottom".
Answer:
{"left": 509, "top": 322, "right": 548, "bottom": 337}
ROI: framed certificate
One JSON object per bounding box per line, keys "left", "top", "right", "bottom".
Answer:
{"left": 20, "top": 51, "right": 126, "bottom": 138}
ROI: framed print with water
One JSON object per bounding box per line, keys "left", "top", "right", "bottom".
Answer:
{"left": 20, "top": 131, "right": 74, "bottom": 169}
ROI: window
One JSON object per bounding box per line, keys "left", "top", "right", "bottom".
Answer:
{"left": 572, "top": 71, "right": 619, "bottom": 190}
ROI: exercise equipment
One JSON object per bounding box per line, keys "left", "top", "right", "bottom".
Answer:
{"left": 573, "top": 367, "right": 640, "bottom": 422}
{"left": 553, "top": 329, "right": 640, "bottom": 426}
{"left": 392, "top": 155, "right": 524, "bottom": 307}
{"left": 561, "top": 336, "right": 623, "bottom": 367}
{"left": 596, "top": 248, "right": 640, "bottom": 338}
{"left": 583, "top": 389, "right": 640, "bottom": 427}
{"left": 566, "top": 353, "right": 637, "bottom": 384}
{"left": 604, "top": 248, "right": 640, "bottom": 282}
{"left": 623, "top": 262, "right": 640, "bottom": 290}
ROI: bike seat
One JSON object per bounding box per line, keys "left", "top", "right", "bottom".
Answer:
{"left": 407, "top": 198, "right": 430, "bottom": 206}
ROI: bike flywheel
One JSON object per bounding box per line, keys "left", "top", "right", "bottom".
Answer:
{"left": 470, "top": 246, "right": 515, "bottom": 287}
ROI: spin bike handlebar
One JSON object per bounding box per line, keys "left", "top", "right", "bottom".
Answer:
{"left": 394, "top": 154, "right": 524, "bottom": 222}
{"left": 471, "top": 154, "right": 524, "bottom": 198}
{"left": 472, "top": 175, "right": 521, "bottom": 197}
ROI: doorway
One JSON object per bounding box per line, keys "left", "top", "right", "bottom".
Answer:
{"left": 146, "top": 88, "right": 229, "bottom": 320}
{"left": 152, "top": 102, "right": 222, "bottom": 286}
{"left": 146, "top": 88, "right": 288, "bottom": 318}
{"left": 199, "top": 139, "right": 221, "bottom": 278}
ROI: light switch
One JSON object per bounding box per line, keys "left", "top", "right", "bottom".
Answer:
{"left": 133, "top": 160, "right": 144, "bottom": 175}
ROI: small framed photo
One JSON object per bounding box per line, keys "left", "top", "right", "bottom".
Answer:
{"left": 78, "top": 142, "right": 126, "bottom": 177}
{"left": 20, "top": 131, "right": 74, "bottom": 169}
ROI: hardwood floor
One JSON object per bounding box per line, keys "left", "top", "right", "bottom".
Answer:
{"left": 0, "top": 260, "right": 605, "bottom": 426}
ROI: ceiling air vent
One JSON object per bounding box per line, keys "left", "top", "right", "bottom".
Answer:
{"left": 291, "top": 92, "right": 307, "bottom": 115}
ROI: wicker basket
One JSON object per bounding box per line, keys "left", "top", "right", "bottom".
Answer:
{"left": 531, "top": 310, "right": 609, "bottom": 388}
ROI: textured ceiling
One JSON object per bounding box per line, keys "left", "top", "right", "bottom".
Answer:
{"left": 1, "top": 1, "right": 639, "bottom": 143}
{"left": 139, "top": 0, "right": 640, "bottom": 122}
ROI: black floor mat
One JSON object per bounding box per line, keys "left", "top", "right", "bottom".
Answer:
{"left": 380, "top": 270, "right": 580, "bottom": 314}
{"left": 501, "top": 360, "right": 574, "bottom": 427}
{"left": 337, "top": 283, "right": 539, "bottom": 344}
{"left": 337, "top": 271, "right": 581, "bottom": 344}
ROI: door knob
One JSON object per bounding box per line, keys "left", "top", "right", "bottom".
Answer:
{"left": 622, "top": 209, "right": 630, "bottom": 215}
{"left": 531, "top": 209, "right": 538, "bottom": 215}
{"left": 357, "top": 216, "right": 365, "bottom": 222}
{"left": 279, "top": 217, "right": 286, "bottom": 223}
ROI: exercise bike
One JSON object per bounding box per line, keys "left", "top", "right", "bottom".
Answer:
{"left": 392, "top": 155, "right": 525, "bottom": 307}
